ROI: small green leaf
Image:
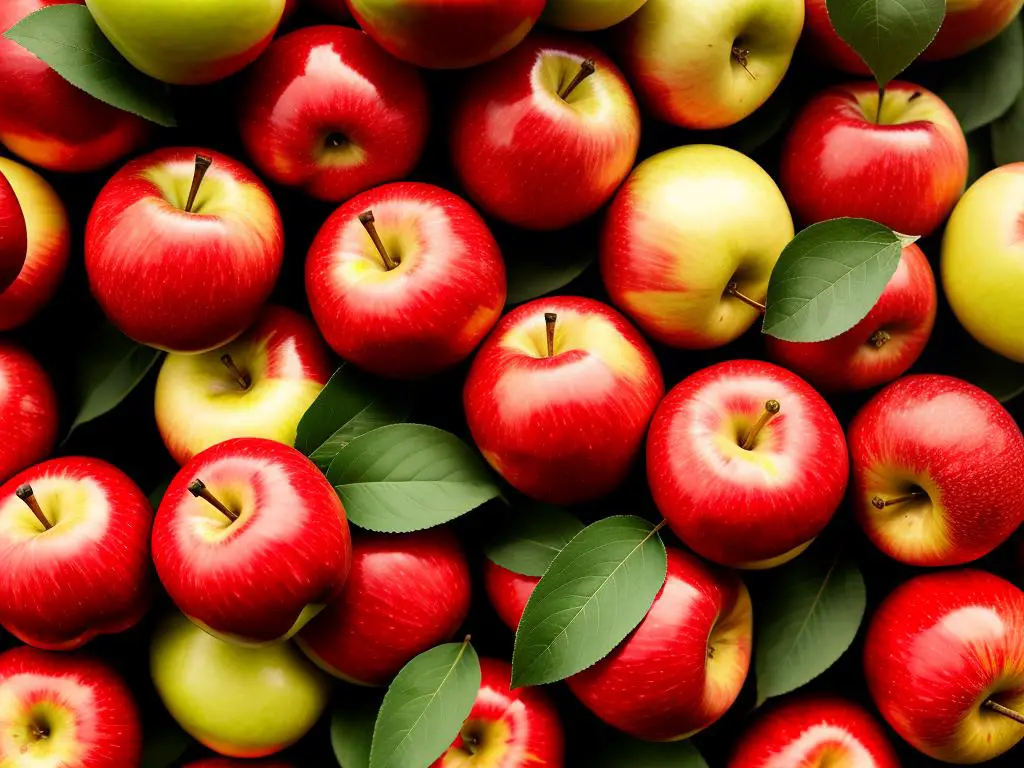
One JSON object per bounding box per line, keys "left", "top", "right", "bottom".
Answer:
{"left": 328, "top": 424, "right": 502, "bottom": 533}
{"left": 950, "top": 336, "right": 1024, "bottom": 403}
{"left": 369, "top": 640, "right": 481, "bottom": 768}
{"left": 506, "top": 248, "right": 594, "bottom": 305}
{"left": 140, "top": 717, "right": 191, "bottom": 768}
{"left": 825, "top": 0, "right": 945, "bottom": 87}
{"left": 966, "top": 129, "right": 995, "bottom": 185}
{"left": 147, "top": 481, "right": 170, "bottom": 510}
{"left": 483, "top": 503, "right": 585, "bottom": 577}
{"left": 762, "top": 218, "right": 903, "bottom": 343}
{"left": 332, "top": 695, "right": 379, "bottom": 768}
{"left": 992, "top": 87, "right": 1024, "bottom": 165}
{"left": 511, "top": 516, "right": 667, "bottom": 688}
{"left": 755, "top": 550, "right": 866, "bottom": 706}
{"left": 4, "top": 5, "right": 175, "bottom": 127}
{"left": 593, "top": 736, "right": 709, "bottom": 768}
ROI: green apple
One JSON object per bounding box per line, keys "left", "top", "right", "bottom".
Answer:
{"left": 150, "top": 612, "right": 331, "bottom": 758}
{"left": 85, "top": 0, "right": 286, "bottom": 85}
{"left": 542, "top": 0, "right": 648, "bottom": 30}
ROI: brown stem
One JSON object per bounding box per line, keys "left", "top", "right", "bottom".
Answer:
{"left": 875, "top": 86, "right": 885, "bottom": 125}
{"left": 741, "top": 400, "right": 781, "bottom": 450}
{"left": 726, "top": 283, "right": 766, "bottom": 314}
{"left": 15, "top": 484, "right": 52, "bottom": 531}
{"left": 908, "top": 91, "right": 922, "bottom": 102}
{"left": 544, "top": 313, "right": 557, "bottom": 358}
{"left": 220, "top": 353, "right": 251, "bottom": 390}
{"left": 559, "top": 59, "right": 596, "bottom": 100}
{"left": 731, "top": 47, "right": 757, "bottom": 80}
{"left": 870, "top": 330, "right": 891, "bottom": 349}
{"left": 188, "top": 479, "right": 238, "bottom": 522}
{"left": 185, "top": 154, "right": 213, "bottom": 214}
{"left": 984, "top": 700, "right": 1024, "bottom": 725}
{"left": 871, "top": 491, "right": 926, "bottom": 510}
{"left": 358, "top": 211, "right": 398, "bottom": 271}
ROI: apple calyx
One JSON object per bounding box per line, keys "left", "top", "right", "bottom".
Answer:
{"left": 731, "top": 47, "right": 756, "bottom": 80}
{"left": 870, "top": 330, "right": 892, "bottom": 349}
{"left": 871, "top": 490, "right": 926, "bottom": 509}
{"left": 544, "top": 312, "right": 557, "bottom": 357}
{"left": 726, "top": 282, "right": 766, "bottom": 313}
{"left": 325, "top": 132, "right": 349, "bottom": 149}
{"left": 185, "top": 154, "right": 213, "bottom": 214}
{"left": 220, "top": 353, "right": 252, "bottom": 390}
{"left": 15, "top": 484, "right": 52, "bottom": 531}
{"left": 188, "top": 479, "right": 239, "bottom": 522}
{"left": 358, "top": 211, "right": 399, "bottom": 271}
{"left": 741, "top": 400, "right": 781, "bottom": 450}
{"left": 559, "top": 59, "right": 596, "bottom": 100}
{"left": 984, "top": 699, "right": 1024, "bottom": 725}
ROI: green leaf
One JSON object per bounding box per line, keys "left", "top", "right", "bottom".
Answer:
{"left": 483, "top": 503, "right": 585, "bottom": 577}
{"left": 825, "top": 0, "right": 945, "bottom": 87}
{"left": 950, "top": 336, "right": 1024, "bottom": 403}
{"left": 140, "top": 718, "right": 191, "bottom": 768}
{"left": 593, "top": 736, "right": 709, "bottom": 768}
{"left": 327, "top": 424, "right": 502, "bottom": 533}
{"left": 506, "top": 247, "right": 594, "bottom": 305}
{"left": 147, "top": 481, "right": 170, "bottom": 510}
{"left": 295, "top": 364, "right": 412, "bottom": 471}
{"left": 966, "top": 129, "right": 994, "bottom": 186}
{"left": 332, "top": 695, "right": 379, "bottom": 768}
{"left": 762, "top": 218, "right": 904, "bottom": 343}
{"left": 3, "top": 5, "right": 175, "bottom": 127}
{"left": 369, "top": 640, "right": 481, "bottom": 768}
{"left": 755, "top": 550, "right": 866, "bottom": 707}
{"left": 992, "top": 87, "right": 1024, "bottom": 165}
{"left": 511, "top": 516, "right": 667, "bottom": 688}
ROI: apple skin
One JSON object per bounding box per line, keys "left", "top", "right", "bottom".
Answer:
{"left": 0, "top": 457, "right": 153, "bottom": 650}
{"left": 0, "top": 341, "right": 58, "bottom": 485}
{"left": 154, "top": 305, "right": 332, "bottom": 467}
{"left": 865, "top": 569, "right": 1024, "bottom": 763}
{"left": 185, "top": 761, "right": 295, "bottom": 768}
{"left": 647, "top": 360, "right": 848, "bottom": 569}
{"left": 483, "top": 561, "right": 538, "bottom": 634}
{"left": 0, "top": 168, "right": 26, "bottom": 293}
{"left": 306, "top": 181, "right": 506, "bottom": 378}
{"left": 766, "top": 243, "right": 937, "bottom": 392}
{"left": 85, "top": 147, "right": 284, "bottom": 353}
{"left": 0, "top": 646, "right": 142, "bottom": 767}
{"left": 451, "top": 35, "right": 640, "bottom": 231}
{"left": 620, "top": 0, "right": 804, "bottom": 129}
{"left": 601, "top": 144, "right": 794, "bottom": 350}
{"left": 780, "top": 81, "right": 969, "bottom": 236}
{"left": 848, "top": 374, "right": 1024, "bottom": 567}
{"left": 297, "top": 528, "right": 472, "bottom": 686}
{"left": 464, "top": 296, "right": 664, "bottom": 505}
{"left": 542, "top": 0, "right": 647, "bottom": 31}
{"left": 239, "top": 25, "right": 429, "bottom": 204}
{"left": 151, "top": 610, "right": 331, "bottom": 759}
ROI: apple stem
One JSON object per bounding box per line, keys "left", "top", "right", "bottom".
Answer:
{"left": 220, "top": 353, "right": 251, "bottom": 390}
{"left": 871, "top": 490, "right": 926, "bottom": 509}
{"left": 15, "top": 484, "right": 52, "bottom": 531}
{"left": 545, "top": 312, "right": 557, "bottom": 358}
{"left": 726, "top": 283, "right": 766, "bottom": 314}
{"left": 188, "top": 479, "right": 239, "bottom": 522}
{"left": 875, "top": 86, "right": 885, "bottom": 125}
{"left": 870, "top": 330, "right": 891, "bottom": 349}
{"left": 909, "top": 91, "right": 922, "bottom": 102}
{"left": 741, "top": 400, "right": 781, "bottom": 450}
{"left": 185, "top": 154, "right": 213, "bottom": 214}
{"left": 731, "top": 47, "right": 757, "bottom": 80}
{"left": 559, "top": 59, "right": 596, "bottom": 100}
{"left": 984, "top": 700, "right": 1024, "bottom": 725}
{"left": 358, "top": 211, "right": 398, "bottom": 271}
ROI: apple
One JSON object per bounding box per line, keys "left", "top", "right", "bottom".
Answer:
{"left": 464, "top": 296, "right": 664, "bottom": 505}
{"left": 238, "top": 26, "right": 430, "bottom": 204}
{"left": 542, "top": 0, "right": 647, "bottom": 30}
{"left": 85, "top": 0, "right": 285, "bottom": 85}
{"left": 85, "top": 147, "right": 284, "bottom": 353}
{"left": 154, "top": 305, "right": 332, "bottom": 466}
{"left": 600, "top": 144, "right": 794, "bottom": 349}
{"left": 346, "top": 0, "right": 545, "bottom": 69}
{"left": 483, "top": 561, "right": 538, "bottom": 633}
{"left": 0, "top": 167, "right": 26, "bottom": 293}
{"left": 185, "top": 761, "right": 295, "bottom": 768}
{"left": 848, "top": 374, "right": 1024, "bottom": 567}
{"left": 0, "top": 646, "right": 141, "bottom": 767}
{"left": 0, "top": 157, "right": 70, "bottom": 332}
{"left": 305, "top": 182, "right": 506, "bottom": 378}
{"left": 282, "top": 0, "right": 298, "bottom": 18}
{"left": 297, "top": 528, "right": 472, "bottom": 686}
{"left": 865, "top": 569, "right": 1024, "bottom": 763}
{"left": 942, "top": 162, "right": 1024, "bottom": 363}
{"left": 620, "top": 0, "right": 804, "bottom": 129}
{"left": 153, "top": 437, "right": 352, "bottom": 645}
{"left": 151, "top": 610, "right": 331, "bottom": 758}
{"left": 0, "top": 457, "right": 153, "bottom": 650}
{"left": 432, "top": 657, "right": 564, "bottom": 767}
{"left": 780, "top": 81, "right": 969, "bottom": 236}
{"left": 0, "top": 342, "right": 57, "bottom": 485}
{"left": 766, "top": 243, "right": 937, "bottom": 392}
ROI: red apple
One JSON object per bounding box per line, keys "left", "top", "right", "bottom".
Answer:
{"left": 85, "top": 147, "right": 284, "bottom": 353}
{"left": 306, "top": 181, "right": 506, "bottom": 378}
{"left": 283, "top": 0, "right": 298, "bottom": 18}
{"left": 450, "top": 35, "right": 640, "bottom": 230}
{"left": 0, "top": 342, "right": 58, "bottom": 484}
{"left": 848, "top": 374, "right": 1024, "bottom": 566}
{"left": 153, "top": 437, "right": 352, "bottom": 645}
{"left": 0, "top": 457, "right": 153, "bottom": 650}
{"left": 0, "top": 167, "right": 26, "bottom": 292}
{"left": 781, "top": 81, "right": 968, "bottom": 236}
{"left": 483, "top": 560, "right": 538, "bottom": 633}
{"left": 766, "top": 243, "right": 937, "bottom": 392}
{"left": 865, "top": 569, "right": 1024, "bottom": 763}
{"left": 239, "top": 26, "right": 429, "bottom": 204}
{"left": 0, "top": 646, "right": 142, "bottom": 767}
{"left": 647, "top": 360, "right": 848, "bottom": 569}
{"left": 464, "top": 296, "right": 663, "bottom": 505}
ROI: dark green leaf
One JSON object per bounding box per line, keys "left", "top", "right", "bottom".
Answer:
{"left": 511, "top": 516, "right": 667, "bottom": 688}
{"left": 369, "top": 640, "right": 480, "bottom": 768}
{"left": 992, "top": 87, "right": 1024, "bottom": 165}
{"left": 720, "top": 78, "right": 795, "bottom": 154}
{"left": 966, "top": 129, "right": 994, "bottom": 186}
{"left": 483, "top": 503, "right": 585, "bottom": 577}
{"left": 4, "top": 5, "right": 175, "bottom": 127}
{"left": 332, "top": 694, "right": 380, "bottom": 768}
{"left": 949, "top": 336, "right": 1024, "bottom": 403}
{"left": 506, "top": 248, "right": 594, "bottom": 305}
{"left": 140, "top": 717, "right": 191, "bottom": 768}
{"left": 593, "top": 736, "right": 709, "bottom": 768}
{"left": 147, "top": 482, "right": 170, "bottom": 510}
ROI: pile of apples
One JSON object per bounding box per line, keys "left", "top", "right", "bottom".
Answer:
{"left": 0, "top": 0, "right": 1023, "bottom": 766}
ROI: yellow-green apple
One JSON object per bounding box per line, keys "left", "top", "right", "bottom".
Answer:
{"left": 346, "top": 0, "right": 545, "bottom": 69}
{"left": 451, "top": 36, "right": 640, "bottom": 231}
{"left": 0, "top": 168, "right": 26, "bottom": 292}
{"left": 848, "top": 374, "right": 1024, "bottom": 567}
{"left": 464, "top": 296, "right": 663, "bottom": 505}
{"left": 238, "top": 26, "right": 429, "bottom": 204}
{"left": 0, "top": 157, "right": 69, "bottom": 332}
{"left": 0, "top": 342, "right": 57, "bottom": 484}
{"left": 153, "top": 437, "right": 352, "bottom": 645}
{"left": 601, "top": 145, "right": 794, "bottom": 350}
{"left": 780, "top": 81, "right": 968, "bottom": 236}
{"left": 85, "top": 148, "right": 284, "bottom": 353}
{"left": 542, "top": 0, "right": 647, "bottom": 30}
{"left": 865, "top": 569, "right": 1024, "bottom": 763}
{"left": 0, "top": 646, "right": 141, "bottom": 767}
{"left": 85, "top": 0, "right": 286, "bottom": 85}
{"left": 297, "top": 528, "right": 471, "bottom": 686}
{"left": 151, "top": 610, "right": 331, "bottom": 758}
{"left": 0, "top": 457, "right": 153, "bottom": 649}
{"left": 306, "top": 182, "right": 506, "bottom": 378}
{"left": 766, "top": 243, "right": 937, "bottom": 392}
{"left": 431, "top": 658, "right": 563, "bottom": 767}
{"left": 620, "top": 0, "right": 804, "bottom": 129}
{"left": 154, "top": 305, "right": 332, "bottom": 466}
{"left": 942, "top": 163, "right": 1024, "bottom": 362}
{"left": 647, "top": 360, "right": 848, "bottom": 569}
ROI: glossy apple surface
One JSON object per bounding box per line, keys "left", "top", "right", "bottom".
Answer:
{"left": 0, "top": 168, "right": 26, "bottom": 292}
{"left": 0, "top": 342, "right": 58, "bottom": 484}
{"left": 848, "top": 374, "right": 1024, "bottom": 566}
{"left": 542, "top": 0, "right": 647, "bottom": 30}
{"left": 484, "top": 561, "right": 537, "bottom": 633}
{"left": 239, "top": 25, "right": 429, "bottom": 203}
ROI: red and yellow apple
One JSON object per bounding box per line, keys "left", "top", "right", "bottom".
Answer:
{"left": 0, "top": 342, "right": 58, "bottom": 484}
{"left": 0, "top": 167, "right": 26, "bottom": 292}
